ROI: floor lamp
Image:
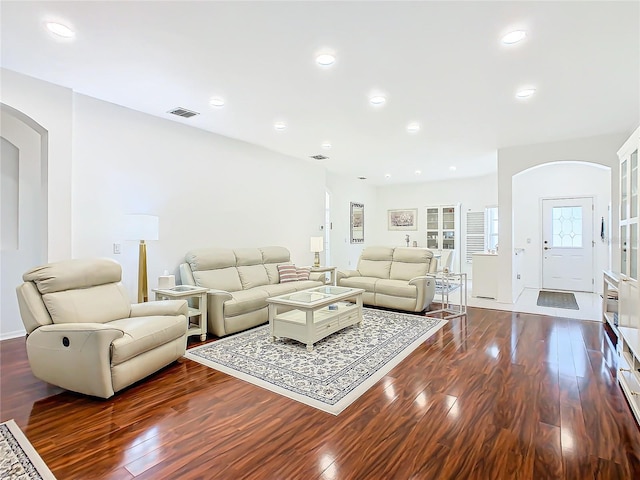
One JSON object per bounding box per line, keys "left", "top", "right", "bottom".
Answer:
{"left": 124, "top": 214, "right": 159, "bottom": 303}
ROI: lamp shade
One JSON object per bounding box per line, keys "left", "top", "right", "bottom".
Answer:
{"left": 123, "top": 214, "right": 159, "bottom": 241}
{"left": 310, "top": 236, "right": 324, "bottom": 252}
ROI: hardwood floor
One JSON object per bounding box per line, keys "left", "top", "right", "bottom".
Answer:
{"left": 2, "top": 307, "right": 639, "bottom": 479}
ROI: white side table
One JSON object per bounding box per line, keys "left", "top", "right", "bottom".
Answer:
{"left": 153, "top": 285, "right": 208, "bottom": 341}
{"left": 425, "top": 272, "right": 468, "bottom": 320}
{"left": 310, "top": 266, "right": 338, "bottom": 285}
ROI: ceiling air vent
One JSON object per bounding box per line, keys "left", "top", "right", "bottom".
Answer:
{"left": 310, "top": 154, "right": 329, "bottom": 160}
{"left": 167, "top": 107, "right": 200, "bottom": 118}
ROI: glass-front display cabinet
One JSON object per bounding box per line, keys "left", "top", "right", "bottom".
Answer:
{"left": 616, "top": 126, "right": 640, "bottom": 427}
{"left": 425, "top": 204, "right": 460, "bottom": 272}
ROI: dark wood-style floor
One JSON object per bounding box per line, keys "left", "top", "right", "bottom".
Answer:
{"left": 2, "top": 307, "right": 639, "bottom": 479}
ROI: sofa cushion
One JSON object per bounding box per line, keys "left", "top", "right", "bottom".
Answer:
{"left": 238, "top": 265, "right": 269, "bottom": 289}
{"left": 361, "top": 246, "right": 394, "bottom": 261}
{"left": 375, "top": 279, "right": 418, "bottom": 298}
{"left": 390, "top": 262, "right": 428, "bottom": 281}
{"left": 339, "top": 276, "right": 379, "bottom": 291}
{"left": 193, "top": 267, "right": 242, "bottom": 292}
{"left": 278, "top": 264, "right": 298, "bottom": 283}
{"left": 296, "top": 267, "right": 311, "bottom": 281}
{"left": 109, "top": 315, "right": 186, "bottom": 366}
{"left": 42, "top": 283, "right": 131, "bottom": 324}
{"left": 23, "top": 258, "right": 122, "bottom": 294}
{"left": 389, "top": 247, "right": 433, "bottom": 280}
{"left": 291, "top": 280, "right": 325, "bottom": 291}
{"left": 186, "top": 248, "right": 236, "bottom": 271}
{"left": 358, "top": 259, "right": 391, "bottom": 279}
{"left": 260, "top": 246, "right": 291, "bottom": 264}
{"left": 261, "top": 283, "right": 300, "bottom": 297}
{"left": 225, "top": 289, "right": 270, "bottom": 317}
{"left": 234, "top": 248, "right": 264, "bottom": 266}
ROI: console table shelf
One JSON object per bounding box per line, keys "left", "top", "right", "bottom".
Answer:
{"left": 602, "top": 270, "right": 619, "bottom": 336}
{"left": 618, "top": 326, "right": 640, "bottom": 425}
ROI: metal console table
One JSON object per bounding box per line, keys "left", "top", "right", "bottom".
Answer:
{"left": 425, "top": 271, "right": 468, "bottom": 320}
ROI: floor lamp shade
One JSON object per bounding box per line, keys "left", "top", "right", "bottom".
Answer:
{"left": 124, "top": 215, "right": 159, "bottom": 303}
{"left": 310, "top": 236, "right": 324, "bottom": 268}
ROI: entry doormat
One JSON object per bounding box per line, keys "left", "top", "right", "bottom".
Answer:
{"left": 536, "top": 290, "right": 579, "bottom": 310}
{"left": 186, "top": 308, "right": 446, "bottom": 415}
{"left": 0, "top": 419, "right": 56, "bottom": 479}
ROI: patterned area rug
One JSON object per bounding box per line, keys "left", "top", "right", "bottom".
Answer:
{"left": 0, "top": 419, "right": 56, "bottom": 480}
{"left": 537, "top": 290, "right": 579, "bottom": 310}
{"left": 186, "top": 308, "right": 446, "bottom": 415}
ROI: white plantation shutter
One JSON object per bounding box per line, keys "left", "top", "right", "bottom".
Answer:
{"left": 466, "top": 211, "right": 485, "bottom": 262}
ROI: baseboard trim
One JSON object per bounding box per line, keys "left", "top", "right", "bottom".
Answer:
{"left": 1, "top": 329, "right": 26, "bottom": 341}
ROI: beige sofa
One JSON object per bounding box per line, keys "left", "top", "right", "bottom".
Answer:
{"left": 16, "top": 258, "right": 188, "bottom": 399}
{"left": 180, "top": 246, "right": 324, "bottom": 337}
{"left": 337, "top": 246, "right": 437, "bottom": 312}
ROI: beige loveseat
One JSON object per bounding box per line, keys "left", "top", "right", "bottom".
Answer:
{"left": 180, "top": 246, "right": 324, "bottom": 337}
{"left": 337, "top": 246, "right": 437, "bottom": 312}
{"left": 16, "top": 258, "right": 188, "bottom": 399}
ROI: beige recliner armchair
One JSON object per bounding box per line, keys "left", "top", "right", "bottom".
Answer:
{"left": 16, "top": 258, "right": 189, "bottom": 399}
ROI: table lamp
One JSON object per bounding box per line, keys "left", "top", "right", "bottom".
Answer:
{"left": 124, "top": 214, "right": 159, "bottom": 302}
{"left": 310, "top": 236, "right": 324, "bottom": 268}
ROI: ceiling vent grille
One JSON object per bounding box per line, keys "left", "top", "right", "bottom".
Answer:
{"left": 168, "top": 107, "right": 200, "bottom": 118}
{"left": 310, "top": 154, "right": 329, "bottom": 160}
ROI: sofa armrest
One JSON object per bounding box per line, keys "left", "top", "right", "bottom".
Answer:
{"left": 26, "top": 323, "right": 125, "bottom": 398}
{"left": 206, "top": 289, "right": 234, "bottom": 336}
{"left": 337, "top": 270, "right": 360, "bottom": 283}
{"left": 130, "top": 300, "right": 188, "bottom": 318}
{"left": 408, "top": 275, "right": 437, "bottom": 311}
{"left": 309, "top": 272, "right": 326, "bottom": 283}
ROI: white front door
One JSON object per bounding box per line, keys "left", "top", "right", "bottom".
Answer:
{"left": 541, "top": 197, "right": 594, "bottom": 292}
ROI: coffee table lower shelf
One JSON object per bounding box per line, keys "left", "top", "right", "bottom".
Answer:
{"left": 270, "top": 303, "right": 361, "bottom": 351}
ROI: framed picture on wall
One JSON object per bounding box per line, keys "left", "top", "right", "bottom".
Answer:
{"left": 350, "top": 202, "right": 364, "bottom": 243}
{"left": 388, "top": 208, "right": 418, "bottom": 230}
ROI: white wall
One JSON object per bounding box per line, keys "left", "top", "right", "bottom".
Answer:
{"left": 1, "top": 107, "right": 47, "bottom": 339}
{"left": 372, "top": 173, "right": 498, "bottom": 275}
{"left": 72, "top": 94, "right": 327, "bottom": 301}
{"left": 1, "top": 68, "right": 73, "bottom": 261}
{"left": 325, "top": 173, "right": 378, "bottom": 271}
{"left": 497, "top": 133, "right": 625, "bottom": 303}
{"left": 513, "top": 162, "right": 611, "bottom": 293}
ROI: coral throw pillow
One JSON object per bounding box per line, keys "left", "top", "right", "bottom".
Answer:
{"left": 296, "top": 267, "right": 311, "bottom": 281}
{"left": 278, "top": 264, "right": 298, "bottom": 283}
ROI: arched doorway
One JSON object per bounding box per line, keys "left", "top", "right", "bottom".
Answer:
{"left": 512, "top": 161, "right": 611, "bottom": 295}
{"left": 1, "top": 104, "right": 48, "bottom": 338}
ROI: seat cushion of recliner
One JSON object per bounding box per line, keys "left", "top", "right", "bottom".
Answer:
{"left": 109, "top": 315, "right": 186, "bottom": 366}
{"left": 224, "top": 289, "right": 269, "bottom": 317}
{"left": 374, "top": 279, "right": 418, "bottom": 298}
{"left": 339, "top": 276, "right": 379, "bottom": 291}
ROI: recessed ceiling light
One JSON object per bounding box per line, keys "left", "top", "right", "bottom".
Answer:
{"left": 515, "top": 88, "right": 536, "bottom": 99}
{"left": 321, "top": 142, "right": 332, "bottom": 150}
{"left": 407, "top": 122, "right": 420, "bottom": 133}
{"left": 415, "top": 170, "right": 422, "bottom": 176}
{"left": 45, "top": 21, "right": 75, "bottom": 38}
{"left": 369, "top": 95, "right": 386, "bottom": 106}
{"left": 449, "top": 166, "right": 457, "bottom": 171}
{"left": 209, "top": 97, "right": 225, "bottom": 107}
{"left": 316, "top": 54, "right": 335, "bottom": 66}
{"left": 384, "top": 173, "right": 391, "bottom": 179}
{"left": 502, "top": 30, "right": 527, "bottom": 45}
{"left": 274, "top": 122, "right": 287, "bottom": 131}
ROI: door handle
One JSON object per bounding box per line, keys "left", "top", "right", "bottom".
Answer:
{"left": 543, "top": 246, "right": 550, "bottom": 250}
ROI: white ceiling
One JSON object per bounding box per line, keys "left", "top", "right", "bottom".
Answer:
{"left": 1, "top": 1, "right": 638, "bottom": 185}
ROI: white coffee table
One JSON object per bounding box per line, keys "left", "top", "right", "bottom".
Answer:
{"left": 267, "top": 286, "right": 364, "bottom": 351}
